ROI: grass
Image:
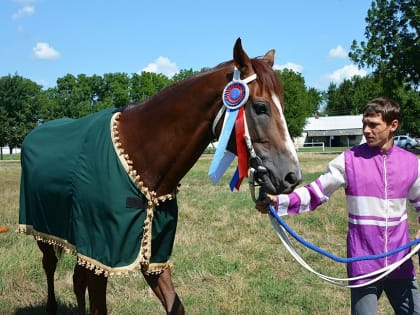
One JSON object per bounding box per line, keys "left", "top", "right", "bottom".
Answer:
{"left": 0, "top": 152, "right": 419, "bottom": 314}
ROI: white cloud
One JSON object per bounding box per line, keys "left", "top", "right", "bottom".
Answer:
{"left": 326, "top": 64, "right": 367, "bottom": 83}
{"left": 328, "top": 45, "right": 347, "bottom": 59}
{"left": 273, "top": 62, "right": 304, "bottom": 73}
{"left": 32, "top": 42, "right": 60, "bottom": 60}
{"left": 140, "top": 56, "right": 179, "bottom": 77}
{"left": 12, "top": 5, "right": 35, "bottom": 19}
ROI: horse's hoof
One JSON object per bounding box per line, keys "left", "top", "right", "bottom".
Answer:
{"left": 0, "top": 226, "right": 9, "bottom": 233}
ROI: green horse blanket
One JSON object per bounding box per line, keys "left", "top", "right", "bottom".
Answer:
{"left": 19, "top": 108, "right": 178, "bottom": 276}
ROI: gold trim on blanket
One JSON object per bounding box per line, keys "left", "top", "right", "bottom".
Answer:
{"left": 110, "top": 112, "right": 177, "bottom": 275}
{"left": 18, "top": 224, "right": 171, "bottom": 277}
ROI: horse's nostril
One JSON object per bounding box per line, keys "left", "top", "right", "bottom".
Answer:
{"left": 257, "top": 166, "right": 268, "bottom": 174}
{"left": 285, "top": 172, "right": 299, "bottom": 185}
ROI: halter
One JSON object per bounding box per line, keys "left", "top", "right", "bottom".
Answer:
{"left": 208, "top": 67, "right": 259, "bottom": 189}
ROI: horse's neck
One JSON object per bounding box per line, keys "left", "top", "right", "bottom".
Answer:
{"left": 116, "top": 69, "right": 228, "bottom": 197}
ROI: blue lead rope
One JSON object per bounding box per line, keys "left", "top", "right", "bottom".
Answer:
{"left": 268, "top": 204, "right": 420, "bottom": 263}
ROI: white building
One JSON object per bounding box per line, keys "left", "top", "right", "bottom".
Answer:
{"left": 295, "top": 114, "right": 364, "bottom": 148}
{"left": 0, "top": 145, "right": 21, "bottom": 159}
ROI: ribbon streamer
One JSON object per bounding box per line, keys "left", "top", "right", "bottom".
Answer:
{"left": 208, "top": 108, "right": 238, "bottom": 184}
{"left": 209, "top": 68, "right": 256, "bottom": 185}
{"left": 229, "top": 107, "right": 248, "bottom": 190}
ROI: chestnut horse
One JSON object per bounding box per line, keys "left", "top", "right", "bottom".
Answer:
{"left": 18, "top": 38, "right": 301, "bottom": 314}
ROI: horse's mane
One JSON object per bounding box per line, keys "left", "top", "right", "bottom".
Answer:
{"left": 124, "top": 56, "right": 283, "bottom": 110}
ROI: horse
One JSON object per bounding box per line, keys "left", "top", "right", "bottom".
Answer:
{"left": 18, "top": 38, "right": 302, "bottom": 315}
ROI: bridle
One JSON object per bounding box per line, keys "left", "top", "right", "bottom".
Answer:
{"left": 209, "top": 67, "right": 268, "bottom": 194}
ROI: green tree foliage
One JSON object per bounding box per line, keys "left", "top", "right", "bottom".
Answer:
{"left": 55, "top": 74, "right": 95, "bottom": 117}
{"left": 38, "top": 72, "right": 172, "bottom": 121}
{"left": 325, "top": 75, "right": 383, "bottom": 115}
{"left": 172, "top": 68, "right": 199, "bottom": 83}
{"left": 395, "top": 87, "right": 420, "bottom": 136}
{"left": 349, "top": 0, "right": 420, "bottom": 89}
{"left": 0, "top": 74, "right": 42, "bottom": 151}
{"left": 324, "top": 74, "right": 419, "bottom": 136}
{"left": 277, "top": 69, "right": 321, "bottom": 138}
{"left": 102, "top": 73, "right": 131, "bottom": 108}
{"left": 329, "top": 0, "right": 420, "bottom": 136}
{"left": 130, "top": 72, "right": 171, "bottom": 103}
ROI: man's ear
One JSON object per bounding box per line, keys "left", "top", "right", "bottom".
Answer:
{"left": 390, "top": 119, "right": 399, "bottom": 133}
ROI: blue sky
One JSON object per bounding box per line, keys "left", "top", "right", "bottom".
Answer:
{"left": 1, "top": 0, "right": 372, "bottom": 91}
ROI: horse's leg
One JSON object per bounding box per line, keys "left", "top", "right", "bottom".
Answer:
{"left": 73, "top": 263, "right": 88, "bottom": 315}
{"left": 86, "top": 269, "right": 108, "bottom": 315}
{"left": 143, "top": 268, "right": 185, "bottom": 315}
{"left": 37, "top": 241, "right": 58, "bottom": 315}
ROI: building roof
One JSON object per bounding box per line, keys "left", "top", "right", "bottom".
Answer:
{"left": 304, "top": 115, "right": 363, "bottom": 137}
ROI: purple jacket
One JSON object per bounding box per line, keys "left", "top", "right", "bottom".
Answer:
{"left": 275, "top": 143, "right": 420, "bottom": 284}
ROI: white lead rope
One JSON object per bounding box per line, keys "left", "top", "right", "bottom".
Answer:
{"left": 269, "top": 215, "right": 420, "bottom": 288}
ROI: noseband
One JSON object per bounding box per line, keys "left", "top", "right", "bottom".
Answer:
{"left": 209, "top": 68, "right": 268, "bottom": 198}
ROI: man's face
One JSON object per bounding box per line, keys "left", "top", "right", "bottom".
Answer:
{"left": 362, "top": 113, "right": 398, "bottom": 149}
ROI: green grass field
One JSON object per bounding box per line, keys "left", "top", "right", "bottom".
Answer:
{"left": 0, "top": 153, "right": 418, "bottom": 314}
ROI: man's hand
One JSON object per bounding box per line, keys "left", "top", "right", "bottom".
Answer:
{"left": 255, "top": 193, "right": 276, "bottom": 214}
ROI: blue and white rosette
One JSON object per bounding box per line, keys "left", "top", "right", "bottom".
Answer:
{"left": 208, "top": 68, "right": 256, "bottom": 184}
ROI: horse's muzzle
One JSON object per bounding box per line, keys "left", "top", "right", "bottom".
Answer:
{"left": 249, "top": 154, "right": 301, "bottom": 195}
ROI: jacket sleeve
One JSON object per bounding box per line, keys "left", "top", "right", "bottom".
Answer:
{"left": 275, "top": 152, "right": 347, "bottom": 216}
{"left": 408, "top": 159, "right": 420, "bottom": 221}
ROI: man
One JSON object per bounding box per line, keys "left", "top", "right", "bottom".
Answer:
{"left": 256, "top": 97, "right": 420, "bottom": 314}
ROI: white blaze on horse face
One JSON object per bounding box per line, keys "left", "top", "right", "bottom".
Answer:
{"left": 271, "top": 94, "right": 299, "bottom": 164}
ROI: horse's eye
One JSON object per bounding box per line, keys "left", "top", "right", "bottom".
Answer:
{"left": 253, "top": 102, "right": 269, "bottom": 115}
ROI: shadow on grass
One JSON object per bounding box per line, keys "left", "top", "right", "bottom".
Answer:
{"left": 14, "top": 303, "right": 79, "bottom": 315}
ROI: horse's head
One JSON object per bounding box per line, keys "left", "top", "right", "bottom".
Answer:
{"left": 224, "top": 38, "right": 302, "bottom": 195}
{"left": 117, "top": 37, "right": 301, "bottom": 199}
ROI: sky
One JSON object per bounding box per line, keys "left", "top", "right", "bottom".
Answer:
{"left": 1, "top": 0, "right": 372, "bottom": 91}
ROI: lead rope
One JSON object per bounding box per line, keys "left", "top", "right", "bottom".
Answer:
{"left": 268, "top": 205, "right": 420, "bottom": 288}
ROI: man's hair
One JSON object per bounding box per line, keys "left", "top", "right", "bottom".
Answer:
{"left": 362, "top": 97, "right": 400, "bottom": 124}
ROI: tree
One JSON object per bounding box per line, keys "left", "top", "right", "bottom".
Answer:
{"left": 172, "top": 68, "right": 199, "bottom": 83}
{"left": 53, "top": 74, "right": 93, "bottom": 118}
{"left": 325, "top": 80, "right": 356, "bottom": 116}
{"left": 277, "top": 69, "right": 321, "bottom": 138}
{"left": 101, "top": 73, "right": 131, "bottom": 108}
{"left": 349, "top": 0, "right": 420, "bottom": 89}
{"left": 395, "top": 87, "right": 420, "bottom": 136}
{"left": 0, "top": 74, "right": 42, "bottom": 154}
{"left": 325, "top": 75, "right": 383, "bottom": 115}
{"left": 130, "top": 72, "right": 171, "bottom": 103}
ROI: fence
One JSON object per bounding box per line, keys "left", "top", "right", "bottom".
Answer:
{"left": 295, "top": 142, "right": 325, "bottom": 152}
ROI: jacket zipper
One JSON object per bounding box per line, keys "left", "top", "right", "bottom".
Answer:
{"left": 383, "top": 153, "right": 389, "bottom": 266}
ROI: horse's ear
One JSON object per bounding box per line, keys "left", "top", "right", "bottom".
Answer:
{"left": 233, "top": 38, "right": 253, "bottom": 76}
{"left": 263, "top": 49, "right": 275, "bottom": 67}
